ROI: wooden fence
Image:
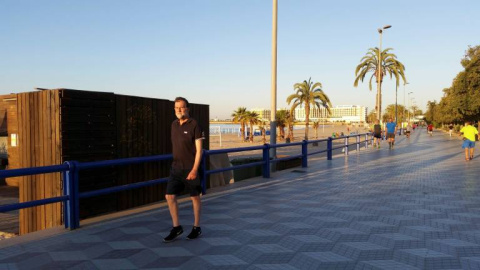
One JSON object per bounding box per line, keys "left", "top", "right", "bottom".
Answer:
{"left": 0, "top": 89, "right": 209, "bottom": 234}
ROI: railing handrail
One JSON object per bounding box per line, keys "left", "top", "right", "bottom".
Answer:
{"left": 0, "top": 132, "right": 373, "bottom": 231}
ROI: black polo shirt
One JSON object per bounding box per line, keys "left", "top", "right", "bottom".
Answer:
{"left": 171, "top": 118, "right": 204, "bottom": 170}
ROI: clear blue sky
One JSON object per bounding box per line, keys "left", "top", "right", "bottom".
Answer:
{"left": 2, "top": 0, "right": 479, "bottom": 119}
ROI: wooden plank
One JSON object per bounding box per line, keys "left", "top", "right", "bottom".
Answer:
{"left": 54, "top": 90, "right": 62, "bottom": 226}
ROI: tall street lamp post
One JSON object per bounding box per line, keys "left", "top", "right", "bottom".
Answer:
{"left": 403, "top": 82, "right": 409, "bottom": 123}
{"left": 395, "top": 83, "right": 398, "bottom": 133}
{"left": 270, "top": 0, "right": 278, "bottom": 163}
{"left": 376, "top": 25, "right": 391, "bottom": 123}
{"left": 407, "top": 92, "right": 413, "bottom": 123}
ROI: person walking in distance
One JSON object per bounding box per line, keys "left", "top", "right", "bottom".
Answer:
{"left": 372, "top": 119, "right": 382, "bottom": 148}
{"left": 164, "top": 97, "right": 205, "bottom": 243}
{"left": 448, "top": 123, "right": 454, "bottom": 137}
{"left": 427, "top": 123, "right": 434, "bottom": 136}
{"left": 405, "top": 122, "right": 412, "bottom": 138}
{"left": 385, "top": 118, "right": 397, "bottom": 149}
{"left": 460, "top": 121, "right": 478, "bottom": 161}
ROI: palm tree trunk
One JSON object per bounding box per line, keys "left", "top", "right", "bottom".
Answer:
{"left": 240, "top": 122, "right": 245, "bottom": 142}
{"left": 305, "top": 104, "right": 310, "bottom": 140}
{"left": 249, "top": 122, "right": 254, "bottom": 142}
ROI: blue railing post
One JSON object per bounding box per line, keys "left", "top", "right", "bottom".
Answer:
{"left": 356, "top": 135, "right": 360, "bottom": 152}
{"left": 301, "top": 140, "right": 308, "bottom": 168}
{"left": 344, "top": 137, "right": 349, "bottom": 155}
{"left": 262, "top": 144, "right": 270, "bottom": 178}
{"left": 62, "top": 168, "right": 70, "bottom": 229}
{"left": 327, "top": 137, "right": 333, "bottom": 160}
{"left": 64, "top": 161, "right": 80, "bottom": 230}
{"left": 201, "top": 150, "right": 207, "bottom": 195}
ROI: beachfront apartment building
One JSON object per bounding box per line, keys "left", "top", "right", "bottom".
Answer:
{"left": 248, "top": 105, "right": 367, "bottom": 123}
{"left": 294, "top": 105, "right": 368, "bottom": 123}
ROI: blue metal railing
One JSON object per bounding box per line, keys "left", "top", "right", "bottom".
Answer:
{"left": 0, "top": 133, "right": 372, "bottom": 231}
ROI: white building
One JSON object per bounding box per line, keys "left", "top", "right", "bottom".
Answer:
{"left": 294, "top": 105, "right": 368, "bottom": 123}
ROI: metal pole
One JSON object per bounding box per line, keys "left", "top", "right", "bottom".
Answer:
{"left": 395, "top": 83, "right": 398, "bottom": 132}
{"left": 377, "top": 30, "right": 382, "bottom": 122}
{"left": 269, "top": 0, "right": 278, "bottom": 165}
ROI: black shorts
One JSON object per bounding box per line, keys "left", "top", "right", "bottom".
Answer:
{"left": 166, "top": 168, "right": 201, "bottom": 196}
{"left": 374, "top": 133, "right": 382, "bottom": 138}
{"left": 387, "top": 133, "right": 395, "bottom": 139}
{"left": 406, "top": 131, "right": 411, "bottom": 134}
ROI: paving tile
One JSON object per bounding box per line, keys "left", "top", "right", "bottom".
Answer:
{"left": 428, "top": 219, "right": 476, "bottom": 231}
{"left": 247, "top": 264, "right": 300, "bottom": 270}
{"left": 278, "top": 235, "right": 334, "bottom": 252}
{"left": 456, "top": 231, "right": 480, "bottom": 245}
{"left": 234, "top": 244, "right": 295, "bottom": 264}
{"left": 369, "top": 233, "right": 425, "bottom": 249}
{"left": 318, "top": 228, "right": 370, "bottom": 242}
{"left": 332, "top": 242, "right": 392, "bottom": 261}
{"left": 350, "top": 221, "right": 398, "bottom": 234}
{"left": 270, "top": 222, "right": 318, "bottom": 235}
{"left": 231, "top": 229, "right": 283, "bottom": 244}
{"left": 355, "top": 260, "right": 421, "bottom": 270}
{"left": 404, "top": 209, "right": 447, "bottom": 219}
{"left": 427, "top": 239, "right": 480, "bottom": 257}
{"left": 400, "top": 225, "right": 452, "bottom": 240}
{"left": 378, "top": 215, "right": 423, "bottom": 226}
{"left": 180, "top": 255, "right": 248, "bottom": 270}
{"left": 290, "top": 252, "right": 355, "bottom": 270}
{"left": 334, "top": 211, "right": 378, "bottom": 222}
{"left": 460, "top": 257, "right": 480, "bottom": 270}
{"left": 303, "top": 216, "right": 349, "bottom": 228}
{"left": 394, "top": 248, "right": 461, "bottom": 269}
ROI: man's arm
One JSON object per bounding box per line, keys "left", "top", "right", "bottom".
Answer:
{"left": 187, "top": 139, "right": 203, "bottom": 180}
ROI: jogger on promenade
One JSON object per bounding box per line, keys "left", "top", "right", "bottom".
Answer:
{"left": 460, "top": 121, "right": 478, "bottom": 161}
{"left": 385, "top": 118, "right": 397, "bottom": 149}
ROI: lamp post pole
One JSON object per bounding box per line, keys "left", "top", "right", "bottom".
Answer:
{"left": 407, "top": 92, "right": 413, "bottom": 123}
{"left": 376, "top": 25, "right": 391, "bottom": 123}
{"left": 270, "top": 0, "right": 278, "bottom": 163}
{"left": 395, "top": 83, "right": 398, "bottom": 132}
{"left": 403, "top": 83, "right": 409, "bottom": 125}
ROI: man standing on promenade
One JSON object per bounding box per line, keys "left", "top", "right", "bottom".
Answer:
{"left": 164, "top": 97, "right": 204, "bottom": 243}
{"left": 385, "top": 118, "right": 397, "bottom": 149}
{"left": 460, "top": 121, "right": 478, "bottom": 161}
{"left": 372, "top": 119, "right": 382, "bottom": 148}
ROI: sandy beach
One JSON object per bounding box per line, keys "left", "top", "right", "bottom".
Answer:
{"left": 209, "top": 123, "right": 371, "bottom": 159}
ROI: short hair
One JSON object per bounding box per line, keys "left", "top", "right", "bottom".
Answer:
{"left": 174, "top": 97, "right": 189, "bottom": 108}
{"left": 465, "top": 121, "right": 471, "bottom": 125}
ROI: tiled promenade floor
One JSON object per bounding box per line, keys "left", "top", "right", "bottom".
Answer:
{"left": 1, "top": 128, "right": 480, "bottom": 269}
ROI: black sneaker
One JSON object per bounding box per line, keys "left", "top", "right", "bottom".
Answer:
{"left": 163, "top": 226, "right": 183, "bottom": 243}
{"left": 186, "top": 226, "right": 202, "bottom": 240}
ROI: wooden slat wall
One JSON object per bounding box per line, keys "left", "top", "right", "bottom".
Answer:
{"left": 0, "top": 95, "right": 19, "bottom": 186}
{"left": 59, "top": 89, "right": 117, "bottom": 219}
{"left": 115, "top": 96, "right": 209, "bottom": 210}
{"left": 17, "top": 91, "right": 62, "bottom": 234}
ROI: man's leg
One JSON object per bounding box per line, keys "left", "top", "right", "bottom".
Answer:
{"left": 470, "top": 148, "right": 475, "bottom": 159}
{"left": 190, "top": 196, "right": 201, "bottom": 227}
{"left": 465, "top": 148, "right": 470, "bottom": 160}
{"left": 166, "top": 194, "right": 180, "bottom": 227}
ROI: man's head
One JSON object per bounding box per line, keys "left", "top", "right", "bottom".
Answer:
{"left": 465, "top": 121, "right": 471, "bottom": 126}
{"left": 389, "top": 118, "right": 393, "bottom": 123}
{"left": 174, "top": 97, "right": 190, "bottom": 120}
{"left": 375, "top": 120, "right": 379, "bottom": 124}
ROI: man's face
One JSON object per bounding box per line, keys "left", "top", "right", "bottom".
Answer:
{"left": 389, "top": 119, "right": 393, "bottom": 123}
{"left": 174, "top": 100, "right": 189, "bottom": 120}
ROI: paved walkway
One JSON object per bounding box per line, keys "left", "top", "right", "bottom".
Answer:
{"left": 1, "top": 128, "right": 480, "bottom": 269}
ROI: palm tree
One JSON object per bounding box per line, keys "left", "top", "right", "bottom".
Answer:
{"left": 287, "top": 78, "right": 332, "bottom": 140}
{"left": 231, "top": 107, "right": 247, "bottom": 142}
{"left": 258, "top": 120, "right": 268, "bottom": 144}
{"left": 245, "top": 111, "right": 260, "bottom": 143}
{"left": 276, "top": 110, "right": 288, "bottom": 140}
{"left": 354, "top": 47, "right": 406, "bottom": 122}
{"left": 312, "top": 121, "right": 320, "bottom": 139}
{"left": 286, "top": 111, "right": 295, "bottom": 142}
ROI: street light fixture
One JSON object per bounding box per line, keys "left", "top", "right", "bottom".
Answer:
{"left": 376, "top": 25, "right": 392, "bottom": 123}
